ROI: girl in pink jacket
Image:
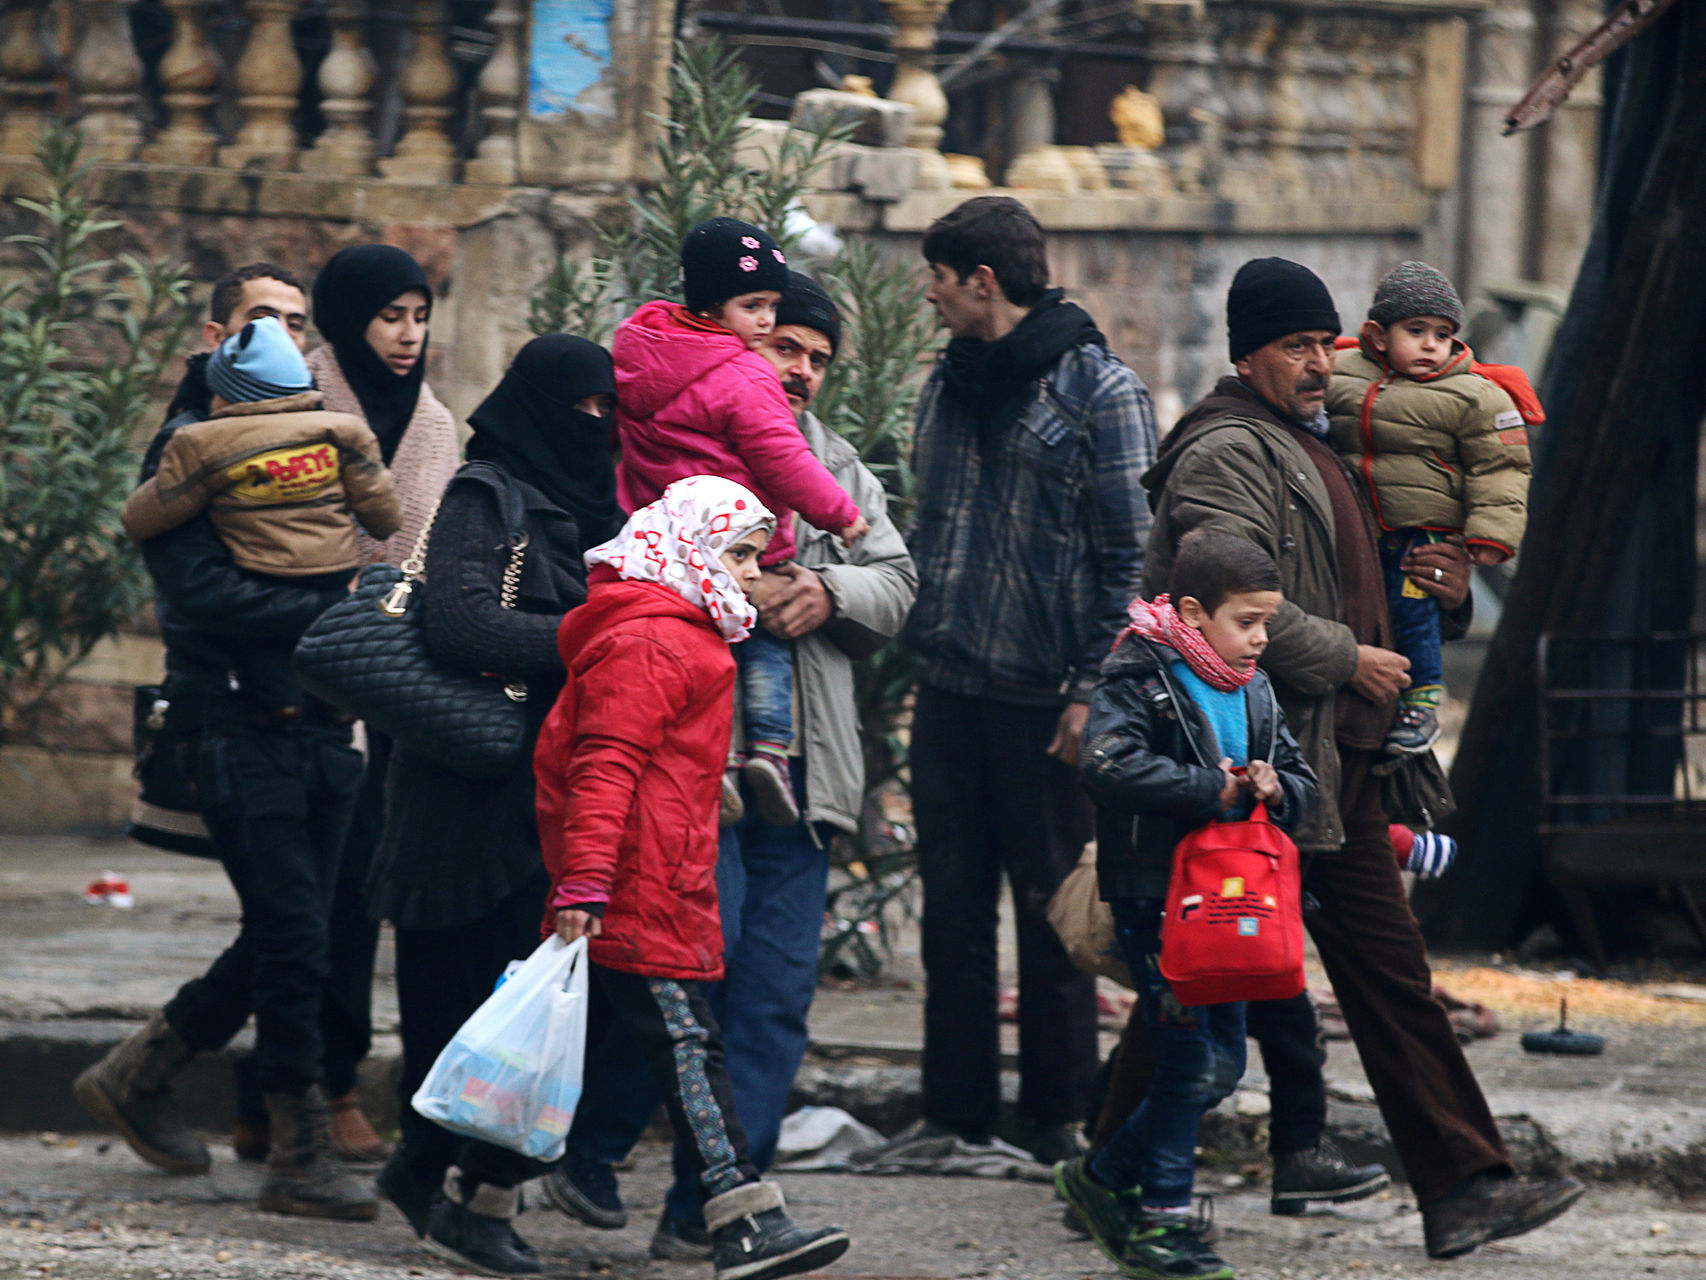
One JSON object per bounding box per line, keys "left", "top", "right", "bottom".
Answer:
{"left": 613, "top": 218, "right": 867, "bottom": 826}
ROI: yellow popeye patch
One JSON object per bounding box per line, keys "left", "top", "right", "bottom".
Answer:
{"left": 227, "top": 443, "right": 341, "bottom": 504}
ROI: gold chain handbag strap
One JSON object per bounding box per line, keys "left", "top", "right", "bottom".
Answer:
{"left": 379, "top": 495, "right": 531, "bottom": 704}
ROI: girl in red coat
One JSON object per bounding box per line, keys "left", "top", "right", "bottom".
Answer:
{"left": 534, "top": 476, "right": 850, "bottom": 1280}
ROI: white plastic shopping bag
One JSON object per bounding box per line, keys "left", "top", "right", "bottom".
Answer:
{"left": 411, "top": 935, "right": 587, "bottom": 1161}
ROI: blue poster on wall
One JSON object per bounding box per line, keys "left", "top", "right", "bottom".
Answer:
{"left": 529, "top": 0, "right": 616, "bottom": 119}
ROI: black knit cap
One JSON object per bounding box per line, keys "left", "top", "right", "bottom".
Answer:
{"left": 775, "top": 270, "right": 841, "bottom": 355}
{"left": 1227, "top": 257, "right": 1341, "bottom": 362}
{"left": 681, "top": 217, "right": 789, "bottom": 314}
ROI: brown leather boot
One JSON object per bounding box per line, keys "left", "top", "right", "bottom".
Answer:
{"left": 231, "top": 1114, "right": 270, "bottom": 1162}
{"left": 257, "top": 1085, "right": 380, "bottom": 1221}
{"left": 74, "top": 1011, "right": 210, "bottom": 1175}
{"left": 328, "top": 1091, "right": 390, "bottom": 1163}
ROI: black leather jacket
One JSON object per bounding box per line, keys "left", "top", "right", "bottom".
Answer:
{"left": 1081, "top": 635, "right": 1318, "bottom": 901}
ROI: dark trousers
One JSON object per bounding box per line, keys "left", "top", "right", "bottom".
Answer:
{"left": 1092, "top": 988, "right": 1327, "bottom": 1159}
{"left": 393, "top": 869, "right": 552, "bottom": 1191}
{"left": 910, "top": 685, "right": 1099, "bottom": 1137}
{"left": 582, "top": 963, "right": 761, "bottom": 1201}
{"left": 1303, "top": 748, "right": 1509, "bottom": 1204}
{"left": 164, "top": 717, "right": 363, "bottom": 1096}
{"left": 568, "top": 762, "right": 831, "bottom": 1226}
{"left": 1380, "top": 531, "right": 1444, "bottom": 696}
{"left": 236, "top": 732, "right": 390, "bottom": 1119}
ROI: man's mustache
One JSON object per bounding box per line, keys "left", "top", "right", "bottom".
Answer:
{"left": 1296, "top": 374, "right": 1329, "bottom": 393}
{"left": 782, "top": 377, "right": 812, "bottom": 402}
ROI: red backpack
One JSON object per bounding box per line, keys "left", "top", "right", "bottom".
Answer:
{"left": 1158, "top": 801, "right": 1304, "bottom": 1006}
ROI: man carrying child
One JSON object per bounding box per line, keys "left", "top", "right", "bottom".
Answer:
{"left": 1143, "top": 257, "right": 1581, "bottom": 1260}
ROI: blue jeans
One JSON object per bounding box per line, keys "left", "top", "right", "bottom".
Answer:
{"left": 737, "top": 627, "right": 794, "bottom": 751}
{"left": 1090, "top": 897, "right": 1246, "bottom": 1210}
{"left": 1379, "top": 530, "right": 1444, "bottom": 699}
{"left": 565, "top": 760, "right": 830, "bottom": 1225}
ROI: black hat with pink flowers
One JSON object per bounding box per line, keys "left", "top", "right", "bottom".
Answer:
{"left": 681, "top": 216, "right": 789, "bottom": 313}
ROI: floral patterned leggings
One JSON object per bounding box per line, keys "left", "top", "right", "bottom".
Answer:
{"left": 583, "top": 963, "right": 759, "bottom": 1199}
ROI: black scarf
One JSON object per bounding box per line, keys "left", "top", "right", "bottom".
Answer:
{"left": 464, "top": 335, "right": 623, "bottom": 546}
{"left": 939, "top": 289, "right": 1104, "bottom": 445}
{"left": 310, "top": 244, "right": 432, "bottom": 462}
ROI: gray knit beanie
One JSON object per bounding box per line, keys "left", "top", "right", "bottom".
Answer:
{"left": 1367, "top": 261, "right": 1464, "bottom": 331}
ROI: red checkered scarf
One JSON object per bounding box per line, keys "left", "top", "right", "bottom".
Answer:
{"left": 1116, "top": 594, "right": 1253, "bottom": 692}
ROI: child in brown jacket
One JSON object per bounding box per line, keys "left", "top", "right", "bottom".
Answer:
{"left": 122, "top": 315, "right": 401, "bottom": 576}
{"left": 1326, "top": 262, "right": 1532, "bottom": 754}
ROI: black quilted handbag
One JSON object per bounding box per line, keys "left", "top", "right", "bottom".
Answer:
{"left": 294, "top": 470, "right": 530, "bottom": 780}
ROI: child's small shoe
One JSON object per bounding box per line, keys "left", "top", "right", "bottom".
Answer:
{"left": 721, "top": 764, "right": 745, "bottom": 829}
{"left": 1384, "top": 704, "right": 1440, "bottom": 755}
{"left": 743, "top": 749, "right": 800, "bottom": 826}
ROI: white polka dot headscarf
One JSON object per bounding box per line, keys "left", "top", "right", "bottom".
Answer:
{"left": 584, "top": 475, "right": 775, "bottom": 642}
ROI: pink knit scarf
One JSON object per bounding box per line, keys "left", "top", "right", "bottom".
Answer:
{"left": 1116, "top": 594, "right": 1254, "bottom": 692}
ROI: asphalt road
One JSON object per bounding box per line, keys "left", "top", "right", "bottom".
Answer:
{"left": 3, "top": 1135, "right": 1704, "bottom": 1280}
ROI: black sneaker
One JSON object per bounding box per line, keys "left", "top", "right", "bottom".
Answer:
{"left": 543, "top": 1150, "right": 626, "bottom": 1229}
{"left": 423, "top": 1175, "right": 542, "bottom": 1277}
{"left": 1270, "top": 1139, "right": 1391, "bottom": 1215}
{"left": 650, "top": 1211, "right": 713, "bottom": 1261}
{"left": 1384, "top": 704, "right": 1441, "bottom": 754}
{"left": 1120, "top": 1209, "right": 1233, "bottom": 1280}
{"left": 1054, "top": 1156, "right": 1143, "bottom": 1267}
{"left": 705, "top": 1182, "right": 849, "bottom": 1280}
{"left": 1422, "top": 1171, "right": 1585, "bottom": 1259}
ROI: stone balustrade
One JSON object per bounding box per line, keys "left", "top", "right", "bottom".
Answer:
{"left": 0, "top": 0, "right": 578, "bottom": 188}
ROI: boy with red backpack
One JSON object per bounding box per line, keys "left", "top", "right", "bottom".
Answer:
{"left": 1327, "top": 261, "right": 1536, "bottom": 754}
{"left": 1059, "top": 529, "right": 1317, "bottom": 1280}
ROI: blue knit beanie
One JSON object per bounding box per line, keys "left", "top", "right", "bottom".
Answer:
{"left": 206, "top": 315, "right": 313, "bottom": 405}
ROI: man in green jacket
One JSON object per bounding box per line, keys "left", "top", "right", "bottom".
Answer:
{"left": 1143, "top": 258, "right": 1581, "bottom": 1260}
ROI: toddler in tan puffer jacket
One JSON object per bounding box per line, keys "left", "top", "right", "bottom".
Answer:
{"left": 1326, "top": 261, "right": 1532, "bottom": 755}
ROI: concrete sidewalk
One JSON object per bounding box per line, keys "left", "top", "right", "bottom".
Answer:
{"left": 4, "top": 832, "right": 1706, "bottom": 1192}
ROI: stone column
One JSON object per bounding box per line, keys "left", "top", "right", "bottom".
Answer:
{"left": 1006, "top": 65, "right": 1080, "bottom": 191}
{"left": 220, "top": 0, "right": 304, "bottom": 169}
{"left": 1263, "top": 11, "right": 1309, "bottom": 201}
{"left": 881, "top": 0, "right": 951, "bottom": 191}
{"left": 70, "top": 0, "right": 144, "bottom": 160}
{"left": 1460, "top": 0, "right": 1535, "bottom": 297}
{"left": 378, "top": 0, "right": 458, "bottom": 182}
{"left": 464, "top": 0, "right": 524, "bottom": 185}
{"left": 1537, "top": 0, "right": 1602, "bottom": 288}
{"left": 142, "top": 0, "right": 220, "bottom": 165}
{"left": 1146, "top": 7, "right": 1223, "bottom": 196}
{"left": 0, "top": 0, "right": 60, "bottom": 159}
{"left": 1217, "top": 7, "right": 1277, "bottom": 204}
{"left": 301, "top": 0, "right": 377, "bottom": 176}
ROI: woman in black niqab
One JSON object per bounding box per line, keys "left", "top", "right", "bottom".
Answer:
{"left": 311, "top": 244, "right": 433, "bottom": 462}
{"left": 464, "top": 334, "right": 623, "bottom": 546}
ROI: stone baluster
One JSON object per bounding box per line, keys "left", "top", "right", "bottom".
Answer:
{"left": 70, "top": 0, "right": 144, "bottom": 160}
{"left": 1263, "top": 12, "right": 1309, "bottom": 201}
{"left": 378, "top": 0, "right": 458, "bottom": 182}
{"left": 1215, "top": 6, "right": 1276, "bottom": 204}
{"left": 1144, "top": 8, "right": 1224, "bottom": 197}
{"left": 143, "top": 0, "right": 221, "bottom": 165}
{"left": 0, "top": 0, "right": 60, "bottom": 159}
{"left": 1311, "top": 13, "right": 1358, "bottom": 204}
{"left": 464, "top": 0, "right": 523, "bottom": 185}
{"left": 880, "top": 0, "right": 951, "bottom": 191}
{"left": 221, "top": 0, "right": 304, "bottom": 169}
{"left": 301, "top": 0, "right": 377, "bottom": 176}
{"left": 1381, "top": 30, "right": 1420, "bottom": 201}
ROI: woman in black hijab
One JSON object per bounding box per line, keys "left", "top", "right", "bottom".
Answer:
{"left": 289, "top": 245, "right": 461, "bottom": 1166}
{"left": 369, "top": 336, "right": 621, "bottom": 1277}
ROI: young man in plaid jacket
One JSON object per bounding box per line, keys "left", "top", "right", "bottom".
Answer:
{"left": 899, "top": 196, "right": 1158, "bottom": 1164}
